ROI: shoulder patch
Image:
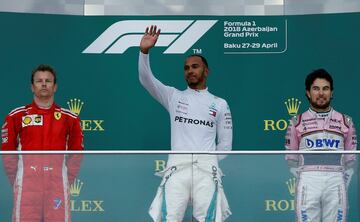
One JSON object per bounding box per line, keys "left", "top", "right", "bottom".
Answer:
{"left": 293, "top": 114, "right": 302, "bottom": 127}
{"left": 343, "top": 114, "right": 352, "bottom": 128}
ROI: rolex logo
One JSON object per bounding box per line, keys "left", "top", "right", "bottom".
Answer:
{"left": 264, "top": 97, "right": 302, "bottom": 131}
{"left": 67, "top": 97, "right": 105, "bottom": 131}
{"left": 70, "top": 178, "right": 84, "bottom": 197}
{"left": 264, "top": 177, "right": 296, "bottom": 212}
{"left": 285, "top": 98, "right": 301, "bottom": 116}
{"left": 70, "top": 178, "right": 106, "bottom": 212}
{"left": 67, "top": 98, "right": 84, "bottom": 115}
{"left": 286, "top": 177, "right": 296, "bottom": 197}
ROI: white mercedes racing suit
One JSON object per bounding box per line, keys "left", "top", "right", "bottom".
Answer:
{"left": 138, "top": 52, "right": 233, "bottom": 222}
{"left": 285, "top": 108, "right": 357, "bottom": 222}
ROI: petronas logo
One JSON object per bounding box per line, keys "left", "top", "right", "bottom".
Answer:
{"left": 285, "top": 98, "right": 301, "bottom": 116}
{"left": 67, "top": 98, "right": 84, "bottom": 115}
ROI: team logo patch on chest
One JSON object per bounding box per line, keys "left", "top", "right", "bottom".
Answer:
{"left": 54, "top": 111, "right": 62, "bottom": 120}
{"left": 209, "top": 102, "right": 217, "bottom": 117}
{"left": 174, "top": 116, "right": 214, "bottom": 128}
{"left": 22, "top": 115, "right": 43, "bottom": 127}
{"left": 176, "top": 97, "right": 189, "bottom": 115}
{"left": 305, "top": 138, "right": 341, "bottom": 149}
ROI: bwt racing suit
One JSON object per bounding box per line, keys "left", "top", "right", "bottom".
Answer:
{"left": 139, "top": 52, "right": 233, "bottom": 222}
{"left": 285, "top": 108, "right": 357, "bottom": 222}
{"left": 1, "top": 102, "right": 84, "bottom": 222}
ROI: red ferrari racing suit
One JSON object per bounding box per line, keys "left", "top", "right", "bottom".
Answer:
{"left": 1, "top": 101, "right": 84, "bottom": 222}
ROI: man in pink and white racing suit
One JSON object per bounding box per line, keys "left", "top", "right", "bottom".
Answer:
{"left": 285, "top": 69, "right": 357, "bottom": 222}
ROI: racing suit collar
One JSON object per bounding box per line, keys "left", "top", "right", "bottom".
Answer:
{"left": 31, "top": 100, "right": 57, "bottom": 113}
{"left": 309, "top": 107, "right": 332, "bottom": 115}
{"left": 186, "top": 87, "right": 209, "bottom": 94}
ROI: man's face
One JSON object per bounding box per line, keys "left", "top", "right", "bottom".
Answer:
{"left": 184, "top": 56, "right": 208, "bottom": 89}
{"left": 31, "top": 71, "right": 57, "bottom": 99}
{"left": 306, "top": 78, "right": 333, "bottom": 110}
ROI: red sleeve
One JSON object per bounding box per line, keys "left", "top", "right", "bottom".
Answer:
{"left": 68, "top": 116, "right": 84, "bottom": 150}
{"left": 66, "top": 116, "right": 84, "bottom": 184}
{"left": 1, "top": 114, "right": 19, "bottom": 185}
{"left": 2, "top": 114, "right": 19, "bottom": 150}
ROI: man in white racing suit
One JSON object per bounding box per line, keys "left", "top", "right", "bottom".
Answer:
{"left": 138, "top": 25, "right": 233, "bottom": 222}
{"left": 285, "top": 69, "right": 357, "bottom": 222}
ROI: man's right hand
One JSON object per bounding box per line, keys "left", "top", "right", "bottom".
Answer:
{"left": 140, "top": 25, "right": 161, "bottom": 54}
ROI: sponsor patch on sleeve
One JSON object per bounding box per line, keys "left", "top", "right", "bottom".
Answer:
{"left": 1, "top": 122, "right": 8, "bottom": 144}
{"left": 2, "top": 136, "right": 8, "bottom": 144}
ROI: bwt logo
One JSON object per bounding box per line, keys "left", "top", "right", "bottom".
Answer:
{"left": 305, "top": 139, "right": 340, "bottom": 148}
{"left": 83, "top": 20, "right": 217, "bottom": 54}
{"left": 301, "top": 210, "right": 308, "bottom": 222}
{"left": 337, "top": 209, "right": 343, "bottom": 222}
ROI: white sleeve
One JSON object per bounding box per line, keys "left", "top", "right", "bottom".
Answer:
{"left": 216, "top": 100, "right": 233, "bottom": 160}
{"left": 138, "top": 52, "right": 175, "bottom": 110}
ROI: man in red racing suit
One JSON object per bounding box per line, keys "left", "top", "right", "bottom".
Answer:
{"left": 1, "top": 64, "right": 83, "bottom": 222}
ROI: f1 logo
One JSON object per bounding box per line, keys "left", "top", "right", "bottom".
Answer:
{"left": 82, "top": 20, "right": 217, "bottom": 54}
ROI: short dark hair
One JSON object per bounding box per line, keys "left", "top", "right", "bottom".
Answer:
{"left": 31, "top": 64, "right": 57, "bottom": 84}
{"left": 186, "top": 54, "right": 209, "bottom": 69}
{"left": 305, "top": 68, "right": 333, "bottom": 91}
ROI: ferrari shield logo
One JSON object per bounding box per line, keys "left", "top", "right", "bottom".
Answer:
{"left": 54, "top": 112, "right": 61, "bottom": 120}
